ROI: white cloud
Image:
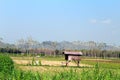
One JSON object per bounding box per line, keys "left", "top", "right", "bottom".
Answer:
{"left": 89, "top": 19, "right": 97, "bottom": 24}
{"left": 89, "top": 19, "right": 111, "bottom": 24}
{"left": 101, "top": 19, "right": 111, "bottom": 24}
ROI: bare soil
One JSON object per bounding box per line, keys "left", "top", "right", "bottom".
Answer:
{"left": 13, "top": 60, "right": 91, "bottom": 67}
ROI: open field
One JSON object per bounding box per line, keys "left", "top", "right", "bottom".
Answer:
{"left": 13, "top": 59, "right": 92, "bottom": 67}
{"left": 11, "top": 56, "right": 120, "bottom": 72}
{"left": 11, "top": 56, "right": 92, "bottom": 74}
{"left": 1, "top": 55, "right": 120, "bottom": 80}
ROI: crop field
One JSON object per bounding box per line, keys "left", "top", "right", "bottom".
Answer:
{"left": 12, "top": 56, "right": 92, "bottom": 74}
{"left": 12, "top": 56, "right": 120, "bottom": 79}
{"left": 1, "top": 54, "right": 120, "bottom": 80}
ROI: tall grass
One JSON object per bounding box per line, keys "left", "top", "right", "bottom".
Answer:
{"left": 2, "top": 64, "right": 120, "bottom": 80}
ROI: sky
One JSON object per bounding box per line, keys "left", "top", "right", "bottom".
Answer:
{"left": 0, "top": 0, "right": 120, "bottom": 45}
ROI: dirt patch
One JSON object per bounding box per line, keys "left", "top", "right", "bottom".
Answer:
{"left": 13, "top": 60, "right": 91, "bottom": 67}
{"left": 18, "top": 65, "right": 85, "bottom": 74}
{"left": 19, "top": 66, "right": 48, "bottom": 72}
{"left": 41, "top": 60, "right": 91, "bottom": 67}
{"left": 13, "top": 60, "right": 32, "bottom": 65}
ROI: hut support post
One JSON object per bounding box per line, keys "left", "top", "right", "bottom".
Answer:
{"left": 66, "top": 61, "right": 70, "bottom": 66}
{"left": 77, "top": 61, "right": 79, "bottom": 67}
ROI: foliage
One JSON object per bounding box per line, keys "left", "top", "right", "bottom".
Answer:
{"left": 0, "top": 48, "right": 21, "bottom": 54}
{"left": 29, "top": 57, "right": 42, "bottom": 66}
{"left": 0, "top": 65, "right": 120, "bottom": 80}
{"left": 0, "top": 54, "right": 14, "bottom": 79}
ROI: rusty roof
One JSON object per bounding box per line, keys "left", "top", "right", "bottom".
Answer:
{"left": 63, "top": 51, "right": 83, "bottom": 56}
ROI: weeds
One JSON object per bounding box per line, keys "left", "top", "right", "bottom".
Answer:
{"left": 1, "top": 65, "right": 120, "bottom": 80}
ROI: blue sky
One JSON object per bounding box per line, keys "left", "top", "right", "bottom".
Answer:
{"left": 0, "top": 0, "right": 120, "bottom": 45}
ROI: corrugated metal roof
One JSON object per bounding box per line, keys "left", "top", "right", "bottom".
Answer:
{"left": 63, "top": 51, "right": 83, "bottom": 56}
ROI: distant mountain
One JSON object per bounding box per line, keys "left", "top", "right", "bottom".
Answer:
{"left": 15, "top": 39, "right": 120, "bottom": 51}
{"left": 0, "top": 41, "right": 15, "bottom": 48}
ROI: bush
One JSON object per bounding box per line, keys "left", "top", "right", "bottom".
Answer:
{"left": 0, "top": 54, "right": 14, "bottom": 75}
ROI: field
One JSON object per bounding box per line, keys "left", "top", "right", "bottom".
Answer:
{"left": 11, "top": 56, "right": 91, "bottom": 74}
{"left": 1, "top": 54, "right": 120, "bottom": 80}
{"left": 9, "top": 56, "right": 120, "bottom": 80}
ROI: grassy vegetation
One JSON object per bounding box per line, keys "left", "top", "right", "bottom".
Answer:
{"left": 81, "top": 60, "right": 120, "bottom": 69}
{"left": 0, "top": 53, "right": 120, "bottom": 80}
{"left": 1, "top": 64, "right": 120, "bottom": 80}
{"left": 0, "top": 54, "right": 14, "bottom": 79}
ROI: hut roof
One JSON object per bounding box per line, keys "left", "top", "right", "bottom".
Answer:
{"left": 63, "top": 51, "right": 83, "bottom": 56}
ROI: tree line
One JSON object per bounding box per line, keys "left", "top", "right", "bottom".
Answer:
{"left": 0, "top": 48, "right": 21, "bottom": 54}
{"left": 0, "top": 47, "right": 120, "bottom": 58}
{"left": 81, "top": 49, "right": 120, "bottom": 58}
{"left": 0, "top": 37, "right": 120, "bottom": 58}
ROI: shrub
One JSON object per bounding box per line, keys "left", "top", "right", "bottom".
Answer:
{"left": 31, "top": 57, "right": 42, "bottom": 66}
{"left": 0, "top": 54, "right": 14, "bottom": 75}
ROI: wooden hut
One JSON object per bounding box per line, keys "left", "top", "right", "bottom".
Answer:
{"left": 63, "top": 51, "right": 83, "bottom": 66}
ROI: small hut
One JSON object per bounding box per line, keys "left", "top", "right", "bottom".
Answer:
{"left": 63, "top": 51, "right": 83, "bottom": 66}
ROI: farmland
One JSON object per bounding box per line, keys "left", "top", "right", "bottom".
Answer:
{"left": 9, "top": 55, "right": 120, "bottom": 79}
{"left": 1, "top": 0, "right": 120, "bottom": 79}
{"left": 0, "top": 53, "right": 120, "bottom": 80}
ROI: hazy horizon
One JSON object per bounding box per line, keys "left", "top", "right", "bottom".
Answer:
{"left": 0, "top": 0, "right": 120, "bottom": 45}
